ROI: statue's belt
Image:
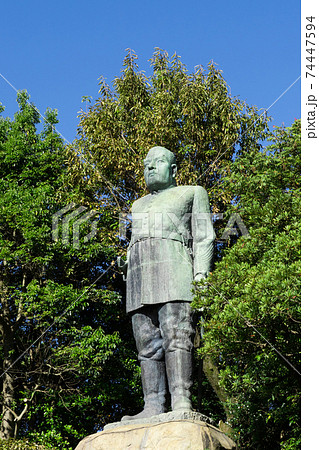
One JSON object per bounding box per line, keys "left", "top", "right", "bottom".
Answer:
{"left": 130, "top": 233, "right": 193, "bottom": 251}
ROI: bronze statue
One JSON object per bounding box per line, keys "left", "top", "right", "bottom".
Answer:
{"left": 119, "top": 146, "right": 215, "bottom": 420}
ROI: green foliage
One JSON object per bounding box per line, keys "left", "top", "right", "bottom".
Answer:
{"left": 0, "top": 51, "right": 292, "bottom": 449}
{"left": 193, "top": 120, "right": 301, "bottom": 448}
{"left": 0, "top": 92, "right": 139, "bottom": 448}
{"left": 0, "top": 438, "right": 49, "bottom": 449}
{"left": 69, "top": 48, "right": 269, "bottom": 248}
{"left": 64, "top": 48, "right": 275, "bottom": 444}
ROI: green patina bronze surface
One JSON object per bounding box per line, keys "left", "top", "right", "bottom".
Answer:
{"left": 119, "top": 146, "right": 215, "bottom": 421}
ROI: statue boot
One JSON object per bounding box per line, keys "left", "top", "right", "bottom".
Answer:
{"left": 121, "top": 360, "right": 166, "bottom": 421}
{"left": 166, "top": 349, "right": 193, "bottom": 411}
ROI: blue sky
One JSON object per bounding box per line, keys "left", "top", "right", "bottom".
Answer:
{"left": 1, "top": 0, "right": 300, "bottom": 144}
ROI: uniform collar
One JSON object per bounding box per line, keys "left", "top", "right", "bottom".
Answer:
{"left": 150, "top": 185, "right": 175, "bottom": 195}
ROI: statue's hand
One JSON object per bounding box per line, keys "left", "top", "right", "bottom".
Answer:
{"left": 194, "top": 273, "right": 207, "bottom": 293}
{"left": 117, "top": 256, "right": 128, "bottom": 280}
{"left": 194, "top": 273, "right": 206, "bottom": 282}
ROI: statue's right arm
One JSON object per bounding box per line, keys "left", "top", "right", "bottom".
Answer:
{"left": 117, "top": 203, "right": 135, "bottom": 281}
{"left": 117, "top": 254, "right": 129, "bottom": 281}
{"left": 192, "top": 186, "right": 215, "bottom": 279}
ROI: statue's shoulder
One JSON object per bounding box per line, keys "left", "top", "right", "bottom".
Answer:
{"left": 174, "top": 185, "right": 208, "bottom": 198}
{"left": 131, "top": 194, "right": 151, "bottom": 211}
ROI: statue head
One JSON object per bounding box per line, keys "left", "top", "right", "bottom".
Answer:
{"left": 143, "top": 146, "right": 177, "bottom": 192}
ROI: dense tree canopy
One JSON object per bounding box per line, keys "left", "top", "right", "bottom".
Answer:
{"left": 0, "top": 92, "right": 139, "bottom": 448}
{"left": 0, "top": 50, "right": 300, "bottom": 449}
{"left": 193, "top": 120, "right": 301, "bottom": 449}
{"left": 68, "top": 48, "right": 269, "bottom": 246}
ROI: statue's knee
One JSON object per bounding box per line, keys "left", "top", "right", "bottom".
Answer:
{"left": 138, "top": 341, "right": 164, "bottom": 361}
{"left": 163, "top": 329, "right": 193, "bottom": 353}
{"left": 133, "top": 318, "right": 161, "bottom": 353}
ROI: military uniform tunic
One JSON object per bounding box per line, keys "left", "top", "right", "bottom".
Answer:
{"left": 126, "top": 185, "right": 215, "bottom": 313}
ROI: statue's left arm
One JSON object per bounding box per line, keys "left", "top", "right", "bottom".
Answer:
{"left": 191, "top": 186, "right": 216, "bottom": 281}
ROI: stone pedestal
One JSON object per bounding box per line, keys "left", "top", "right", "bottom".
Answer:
{"left": 75, "top": 411, "right": 236, "bottom": 449}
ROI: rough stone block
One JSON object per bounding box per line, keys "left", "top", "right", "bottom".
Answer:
{"left": 75, "top": 412, "right": 236, "bottom": 449}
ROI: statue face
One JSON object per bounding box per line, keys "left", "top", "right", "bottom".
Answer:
{"left": 144, "top": 148, "right": 176, "bottom": 192}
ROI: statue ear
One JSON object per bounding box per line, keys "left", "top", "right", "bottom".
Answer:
{"left": 171, "top": 164, "right": 177, "bottom": 178}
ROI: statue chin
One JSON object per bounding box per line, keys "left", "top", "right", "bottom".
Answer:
{"left": 147, "top": 180, "right": 174, "bottom": 193}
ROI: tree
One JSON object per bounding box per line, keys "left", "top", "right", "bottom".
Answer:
{"left": 0, "top": 92, "right": 139, "bottom": 448}
{"left": 193, "top": 120, "right": 301, "bottom": 449}
{"left": 68, "top": 48, "right": 269, "bottom": 247}
{"left": 65, "top": 47, "right": 270, "bottom": 430}
{"left": 0, "top": 48, "right": 272, "bottom": 448}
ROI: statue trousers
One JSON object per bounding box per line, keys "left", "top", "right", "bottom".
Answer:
{"left": 131, "top": 301, "right": 194, "bottom": 361}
